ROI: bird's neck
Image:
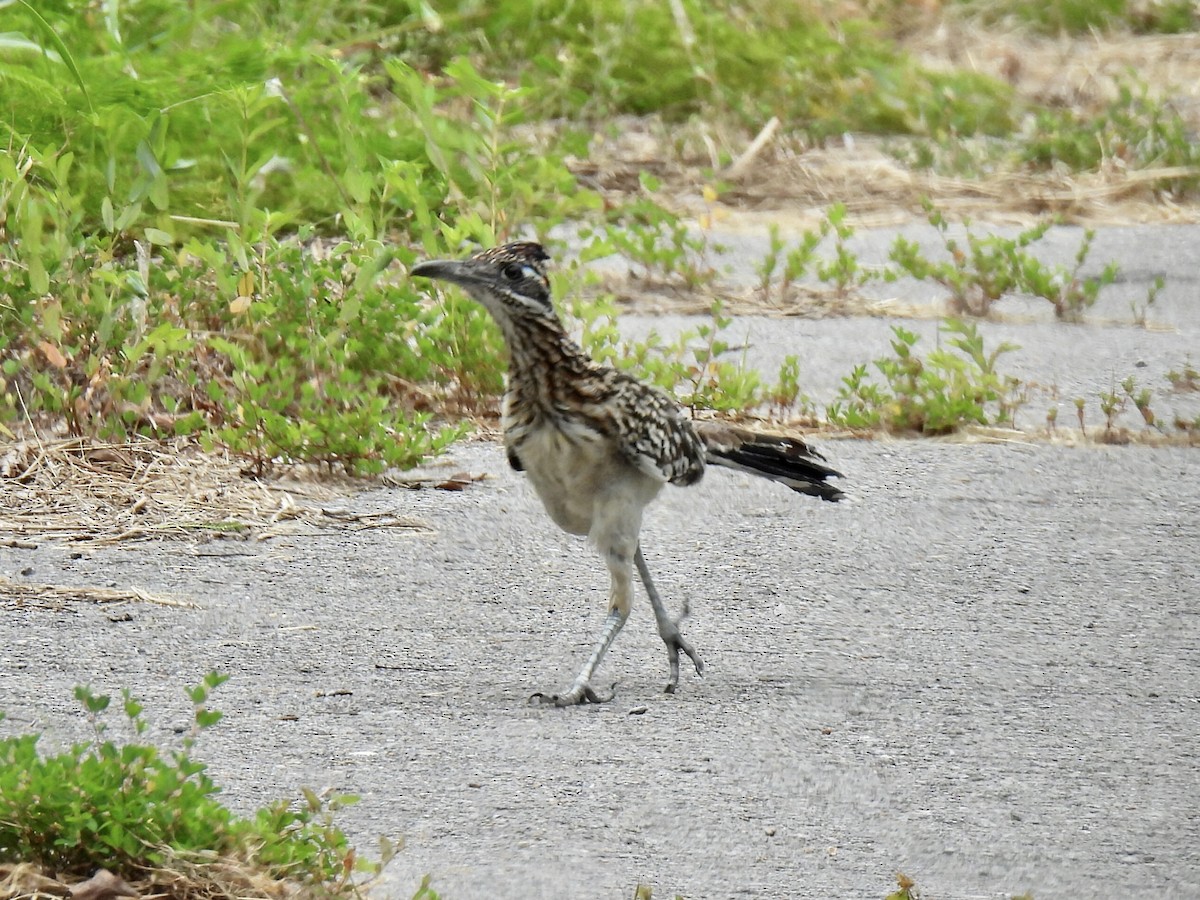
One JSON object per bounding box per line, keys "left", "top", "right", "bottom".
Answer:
{"left": 499, "top": 312, "right": 595, "bottom": 406}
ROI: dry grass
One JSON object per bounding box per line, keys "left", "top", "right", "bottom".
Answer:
{"left": 579, "top": 117, "right": 1200, "bottom": 227}
{"left": 0, "top": 852, "right": 373, "bottom": 900}
{"left": 0, "top": 437, "right": 312, "bottom": 544}
{"left": 912, "top": 20, "right": 1200, "bottom": 119}
{"left": 575, "top": 24, "right": 1200, "bottom": 225}
{"left": 725, "top": 144, "right": 1200, "bottom": 224}
{"left": 0, "top": 436, "right": 433, "bottom": 546}
{"left": 0, "top": 578, "right": 190, "bottom": 611}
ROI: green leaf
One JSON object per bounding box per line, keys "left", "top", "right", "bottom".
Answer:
{"left": 13, "top": 0, "right": 90, "bottom": 111}
{"left": 0, "top": 31, "right": 62, "bottom": 61}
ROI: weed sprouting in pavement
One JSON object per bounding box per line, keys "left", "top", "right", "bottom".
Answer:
{"left": 0, "top": 673, "right": 420, "bottom": 897}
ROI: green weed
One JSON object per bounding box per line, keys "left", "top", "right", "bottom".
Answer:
{"left": 885, "top": 872, "right": 919, "bottom": 900}
{"left": 815, "top": 203, "right": 877, "bottom": 297}
{"left": 572, "top": 293, "right": 764, "bottom": 414}
{"left": 757, "top": 222, "right": 825, "bottom": 306}
{"left": 826, "top": 320, "right": 1023, "bottom": 434}
{"left": 757, "top": 206, "right": 884, "bottom": 307}
{"left": 0, "top": 15, "right": 577, "bottom": 470}
{"left": 1132, "top": 276, "right": 1165, "bottom": 328}
{"left": 406, "top": 0, "right": 1014, "bottom": 139}
{"left": 889, "top": 205, "right": 1120, "bottom": 320}
{"left": 1121, "top": 375, "right": 1156, "bottom": 429}
{"left": 1167, "top": 358, "right": 1200, "bottom": 393}
{"left": 598, "top": 176, "right": 724, "bottom": 291}
{"left": 1, "top": 0, "right": 1192, "bottom": 461}
{"left": 1021, "top": 79, "right": 1200, "bottom": 187}
{"left": 0, "top": 674, "right": 403, "bottom": 896}
{"left": 957, "top": 0, "right": 1196, "bottom": 34}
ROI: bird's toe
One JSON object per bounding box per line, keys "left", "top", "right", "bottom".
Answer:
{"left": 529, "top": 681, "right": 616, "bottom": 707}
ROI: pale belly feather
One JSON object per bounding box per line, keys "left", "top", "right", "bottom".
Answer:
{"left": 514, "top": 421, "right": 663, "bottom": 538}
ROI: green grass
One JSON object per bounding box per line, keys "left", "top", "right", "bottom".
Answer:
{"left": 0, "top": 674, "right": 426, "bottom": 898}
{"left": 1, "top": 0, "right": 1195, "bottom": 466}
{"left": 955, "top": 0, "right": 1197, "bottom": 34}
{"left": 1020, "top": 79, "right": 1200, "bottom": 184}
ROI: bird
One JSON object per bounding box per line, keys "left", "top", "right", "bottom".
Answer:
{"left": 411, "top": 240, "right": 843, "bottom": 706}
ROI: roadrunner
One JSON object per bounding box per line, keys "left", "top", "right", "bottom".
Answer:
{"left": 412, "top": 241, "right": 843, "bottom": 706}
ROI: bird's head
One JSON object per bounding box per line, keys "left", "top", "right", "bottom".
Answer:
{"left": 411, "top": 241, "right": 554, "bottom": 327}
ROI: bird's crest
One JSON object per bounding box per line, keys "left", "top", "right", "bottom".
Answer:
{"left": 474, "top": 241, "right": 551, "bottom": 297}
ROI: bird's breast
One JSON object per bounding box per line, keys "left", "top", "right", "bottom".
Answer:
{"left": 509, "top": 419, "right": 615, "bottom": 536}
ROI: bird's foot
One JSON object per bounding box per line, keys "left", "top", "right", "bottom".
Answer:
{"left": 661, "top": 601, "right": 705, "bottom": 694}
{"left": 529, "top": 680, "right": 617, "bottom": 707}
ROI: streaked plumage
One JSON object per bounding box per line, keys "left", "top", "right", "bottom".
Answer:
{"left": 412, "top": 240, "right": 843, "bottom": 705}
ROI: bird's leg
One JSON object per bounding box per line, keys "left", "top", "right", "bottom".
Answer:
{"left": 531, "top": 542, "right": 635, "bottom": 707}
{"left": 531, "top": 607, "right": 625, "bottom": 707}
{"left": 636, "top": 546, "right": 705, "bottom": 693}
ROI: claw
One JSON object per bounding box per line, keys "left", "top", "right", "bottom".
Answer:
{"left": 663, "top": 632, "right": 705, "bottom": 693}
{"left": 530, "top": 681, "right": 617, "bottom": 707}
{"left": 660, "top": 601, "right": 705, "bottom": 693}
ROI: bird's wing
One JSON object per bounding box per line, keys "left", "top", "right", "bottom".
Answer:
{"left": 602, "top": 375, "right": 706, "bottom": 486}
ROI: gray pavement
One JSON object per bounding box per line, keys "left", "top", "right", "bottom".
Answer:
{"left": 2, "top": 221, "right": 1200, "bottom": 900}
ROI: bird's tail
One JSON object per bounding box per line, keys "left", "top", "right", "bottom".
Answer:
{"left": 697, "top": 422, "right": 845, "bottom": 502}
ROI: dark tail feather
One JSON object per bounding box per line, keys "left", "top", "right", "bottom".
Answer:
{"left": 698, "top": 423, "right": 845, "bottom": 502}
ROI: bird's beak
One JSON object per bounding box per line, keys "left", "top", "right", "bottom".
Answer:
{"left": 411, "top": 258, "right": 479, "bottom": 289}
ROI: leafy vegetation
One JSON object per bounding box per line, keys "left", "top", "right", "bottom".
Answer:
{"left": 0, "top": 674, "right": 413, "bottom": 897}
{"left": 1020, "top": 79, "right": 1200, "bottom": 186}
{"left": 826, "top": 320, "right": 1026, "bottom": 435}
{"left": 402, "top": 0, "right": 1016, "bottom": 138}
{"left": 888, "top": 206, "right": 1122, "bottom": 321}
{"left": 0, "top": 39, "right": 566, "bottom": 470}
{"left": 0, "top": 0, "right": 1194, "bottom": 465}
{"left": 955, "top": 0, "right": 1198, "bottom": 35}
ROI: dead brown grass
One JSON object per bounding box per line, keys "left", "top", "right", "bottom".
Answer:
{"left": 574, "top": 22, "right": 1200, "bottom": 225}
{"left": 911, "top": 20, "right": 1200, "bottom": 119}
{"left": 0, "top": 436, "right": 432, "bottom": 546}
{"left": 0, "top": 853, "right": 369, "bottom": 900}
{"left": 579, "top": 117, "right": 1200, "bottom": 227}
{"left": 0, "top": 578, "right": 190, "bottom": 611}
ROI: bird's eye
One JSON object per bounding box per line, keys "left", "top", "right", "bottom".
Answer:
{"left": 502, "top": 263, "right": 525, "bottom": 281}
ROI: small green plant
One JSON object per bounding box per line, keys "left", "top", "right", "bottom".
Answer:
{"left": 782, "top": 229, "right": 825, "bottom": 296}
{"left": 574, "top": 293, "right": 763, "bottom": 414}
{"left": 0, "top": 673, "right": 401, "bottom": 897}
{"left": 604, "top": 176, "right": 723, "bottom": 291}
{"left": 1167, "top": 358, "right": 1200, "bottom": 393}
{"left": 766, "top": 354, "right": 808, "bottom": 419}
{"left": 1021, "top": 78, "right": 1200, "bottom": 185}
{"left": 815, "top": 204, "right": 874, "bottom": 297}
{"left": 889, "top": 204, "right": 1119, "bottom": 320}
{"left": 1173, "top": 412, "right": 1200, "bottom": 440}
{"left": 885, "top": 872, "right": 919, "bottom": 900}
{"left": 756, "top": 225, "right": 785, "bottom": 300}
{"left": 1121, "top": 375, "right": 1156, "bottom": 429}
{"left": 826, "top": 319, "right": 1023, "bottom": 434}
{"left": 756, "top": 221, "right": 826, "bottom": 306}
{"left": 1132, "top": 275, "right": 1165, "bottom": 327}
{"left": 889, "top": 208, "right": 1043, "bottom": 317}
{"left": 1098, "top": 381, "right": 1128, "bottom": 439}
{"left": 1094, "top": 374, "right": 1162, "bottom": 438}
{"left": 1021, "top": 227, "right": 1120, "bottom": 322}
